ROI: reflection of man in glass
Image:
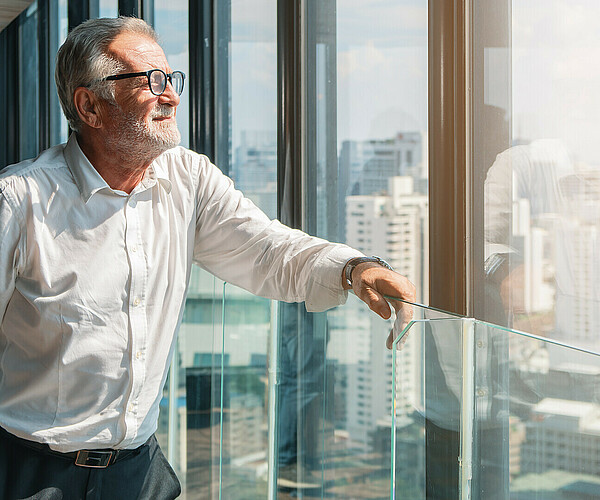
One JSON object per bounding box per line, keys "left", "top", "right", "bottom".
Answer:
{"left": 276, "top": 302, "right": 325, "bottom": 490}
{"left": 424, "top": 139, "right": 576, "bottom": 499}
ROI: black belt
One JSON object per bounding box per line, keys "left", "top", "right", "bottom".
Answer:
{"left": 0, "top": 426, "right": 145, "bottom": 468}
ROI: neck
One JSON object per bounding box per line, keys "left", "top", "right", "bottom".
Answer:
{"left": 76, "top": 132, "right": 156, "bottom": 194}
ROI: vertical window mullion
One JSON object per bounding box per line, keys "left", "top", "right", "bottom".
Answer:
{"left": 213, "top": 0, "right": 230, "bottom": 174}
{"left": 277, "top": 0, "right": 302, "bottom": 229}
{"left": 189, "top": 0, "right": 214, "bottom": 160}
{"left": 428, "top": 0, "right": 469, "bottom": 316}
{"left": 38, "top": 0, "right": 51, "bottom": 152}
{"left": 0, "top": 21, "right": 20, "bottom": 169}
{"left": 118, "top": 0, "right": 155, "bottom": 22}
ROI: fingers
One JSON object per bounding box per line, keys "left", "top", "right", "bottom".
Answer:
{"left": 386, "top": 329, "right": 395, "bottom": 350}
{"left": 355, "top": 284, "right": 392, "bottom": 319}
{"left": 350, "top": 263, "right": 417, "bottom": 349}
{"left": 386, "top": 301, "right": 414, "bottom": 350}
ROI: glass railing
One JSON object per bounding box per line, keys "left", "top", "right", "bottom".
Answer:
{"left": 391, "top": 304, "right": 600, "bottom": 500}
{"left": 166, "top": 283, "right": 600, "bottom": 499}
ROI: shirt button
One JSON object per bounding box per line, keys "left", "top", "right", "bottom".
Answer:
{"left": 136, "top": 351, "right": 143, "bottom": 360}
{"left": 128, "top": 403, "right": 135, "bottom": 413}
{"left": 133, "top": 297, "right": 141, "bottom": 307}
{"left": 477, "top": 340, "right": 485, "bottom": 348}
{"left": 477, "top": 388, "right": 487, "bottom": 397}
{"left": 131, "top": 246, "right": 137, "bottom": 253}
{"left": 129, "top": 199, "right": 136, "bottom": 208}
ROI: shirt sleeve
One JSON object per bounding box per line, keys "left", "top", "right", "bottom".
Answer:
{"left": 191, "top": 155, "right": 363, "bottom": 312}
{"left": 0, "top": 188, "right": 25, "bottom": 324}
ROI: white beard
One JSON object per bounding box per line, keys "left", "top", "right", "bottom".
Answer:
{"left": 107, "top": 104, "right": 181, "bottom": 163}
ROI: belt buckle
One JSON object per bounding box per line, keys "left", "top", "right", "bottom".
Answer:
{"left": 75, "top": 450, "right": 115, "bottom": 468}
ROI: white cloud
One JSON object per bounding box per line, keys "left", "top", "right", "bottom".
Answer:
{"left": 511, "top": 0, "right": 600, "bottom": 163}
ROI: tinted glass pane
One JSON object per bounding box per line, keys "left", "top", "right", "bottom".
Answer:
{"left": 19, "top": 2, "right": 39, "bottom": 160}
{"left": 154, "top": 0, "right": 189, "bottom": 147}
{"left": 99, "top": 1, "right": 118, "bottom": 18}
{"left": 324, "top": 2, "right": 429, "bottom": 497}
{"left": 334, "top": 1, "right": 429, "bottom": 305}
{"left": 477, "top": 1, "right": 600, "bottom": 355}
{"left": 473, "top": 320, "right": 600, "bottom": 498}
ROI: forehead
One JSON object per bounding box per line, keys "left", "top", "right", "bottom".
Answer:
{"left": 107, "top": 32, "right": 169, "bottom": 72}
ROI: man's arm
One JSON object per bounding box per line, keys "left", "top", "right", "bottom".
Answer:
{"left": 191, "top": 153, "right": 362, "bottom": 311}
{"left": 190, "top": 153, "right": 416, "bottom": 326}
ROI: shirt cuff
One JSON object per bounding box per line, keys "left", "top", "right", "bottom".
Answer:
{"left": 304, "top": 245, "right": 364, "bottom": 312}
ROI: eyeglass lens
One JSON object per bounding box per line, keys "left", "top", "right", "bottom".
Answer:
{"left": 149, "top": 70, "right": 184, "bottom": 96}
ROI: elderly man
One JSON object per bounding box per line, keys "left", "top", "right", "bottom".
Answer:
{"left": 0, "top": 17, "right": 414, "bottom": 499}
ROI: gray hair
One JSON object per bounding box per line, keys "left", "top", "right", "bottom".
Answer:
{"left": 55, "top": 17, "right": 158, "bottom": 132}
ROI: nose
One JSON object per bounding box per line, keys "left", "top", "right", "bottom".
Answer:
{"left": 159, "top": 79, "right": 180, "bottom": 107}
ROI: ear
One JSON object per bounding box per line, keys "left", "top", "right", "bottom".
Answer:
{"left": 73, "top": 87, "right": 104, "bottom": 129}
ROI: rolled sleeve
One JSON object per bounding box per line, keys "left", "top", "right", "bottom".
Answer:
{"left": 304, "top": 244, "right": 363, "bottom": 312}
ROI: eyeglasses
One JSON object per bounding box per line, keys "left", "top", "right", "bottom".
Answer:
{"left": 103, "top": 69, "right": 185, "bottom": 96}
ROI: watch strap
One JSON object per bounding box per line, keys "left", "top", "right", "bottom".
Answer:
{"left": 344, "top": 256, "right": 394, "bottom": 287}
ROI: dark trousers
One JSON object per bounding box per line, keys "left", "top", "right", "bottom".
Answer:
{"left": 0, "top": 427, "right": 181, "bottom": 500}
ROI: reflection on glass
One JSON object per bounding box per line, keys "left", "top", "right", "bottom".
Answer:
{"left": 480, "top": 1, "right": 600, "bottom": 355}
{"left": 230, "top": 0, "right": 277, "bottom": 218}
{"left": 153, "top": 0, "right": 189, "bottom": 147}
{"left": 19, "top": 2, "right": 39, "bottom": 160}
{"left": 391, "top": 303, "right": 464, "bottom": 499}
{"left": 334, "top": 0, "right": 429, "bottom": 304}
{"left": 474, "top": 321, "right": 600, "bottom": 499}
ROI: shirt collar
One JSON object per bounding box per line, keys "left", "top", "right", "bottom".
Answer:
{"left": 148, "top": 160, "right": 172, "bottom": 194}
{"left": 64, "top": 134, "right": 172, "bottom": 202}
{"left": 64, "top": 134, "right": 111, "bottom": 203}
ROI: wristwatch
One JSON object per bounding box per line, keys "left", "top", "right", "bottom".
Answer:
{"left": 344, "top": 256, "right": 394, "bottom": 287}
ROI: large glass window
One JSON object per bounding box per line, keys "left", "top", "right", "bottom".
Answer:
{"left": 316, "top": 0, "right": 429, "bottom": 496}
{"left": 476, "top": 1, "right": 600, "bottom": 354}
{"left": 472, "top": 0, "right": 600, "bottom": 495}
{"left": 153, "top": 0, "right": 189, "bottom": 147}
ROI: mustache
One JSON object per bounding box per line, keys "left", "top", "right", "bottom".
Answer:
{"left": 150, "top": 105, "right": 175, "bottom": 119}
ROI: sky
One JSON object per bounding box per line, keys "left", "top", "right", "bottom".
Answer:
{"left": 512, "top": 0, "right": 600, "bottom": 164}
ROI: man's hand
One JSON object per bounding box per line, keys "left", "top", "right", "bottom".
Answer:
{"left": 343, "top": 262, "right": 416, "bottom": 349}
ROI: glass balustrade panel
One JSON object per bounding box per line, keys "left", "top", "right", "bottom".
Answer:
{"left": 216, "top": 284, "right": 273, "bottom": 499}
{"left": 391, "top": 301, "right": 465, "bottom": 500}
{"left": 473, "top": 321, "right": 600, "bottom": 499}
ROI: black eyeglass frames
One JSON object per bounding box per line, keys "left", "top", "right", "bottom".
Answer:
{"left": 103, "top": 69, "right": 185, "bottom": 96}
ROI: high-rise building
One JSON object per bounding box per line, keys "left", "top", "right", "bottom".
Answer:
{"left": 339, "top": 132, "right": 424, "bottom": 198}
{"left": 520, "top": 398, "right": 600, "bottom": 477}
{"left": 345, "top": 176, "right": 428, "bottom": 296}
{"left": 233, "top": 130, "right": 277, "bottom": 219}
{"left": 331, "top": 176, "right": 428, "bottom": 447}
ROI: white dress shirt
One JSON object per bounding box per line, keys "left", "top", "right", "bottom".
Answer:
{"left": 0, "top": 135, "right": 361, "bottom": 452}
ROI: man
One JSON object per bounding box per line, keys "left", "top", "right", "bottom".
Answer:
{"left": 0, "top": 17, "right": 415, "bottom": 499}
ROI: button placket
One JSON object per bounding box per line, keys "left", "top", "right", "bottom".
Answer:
{"left": 122, "top": 195, "right": 149, "bottom": 445}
